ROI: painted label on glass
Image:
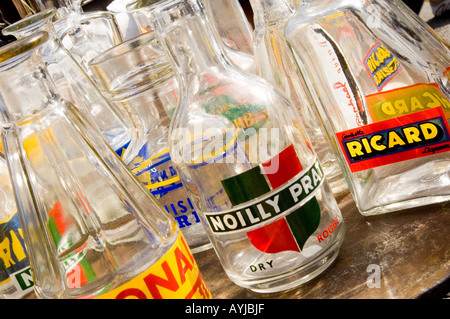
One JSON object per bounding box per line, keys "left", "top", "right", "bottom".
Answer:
{"left": 0, "top": 212, "right": 34, "bottom": 294}
{"left": 95, "top": 233, "right": 211, "bottom": 299}
{"left": 127, "top": 144, "right": 201, "bottom": 230}
{"left": 366, "top": 83, "right": 450, "bottom": 122}
{"left": 337, "top": 107, "right": 450, "bottom": 172}
{"left": 364, "top": 42, "right": 402, "bottom": 91}
{"left": 205, "top": 145, "right": 324, "bottom": 254}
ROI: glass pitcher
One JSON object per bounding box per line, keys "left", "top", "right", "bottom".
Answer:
{"left": 285, "top": 0, "right": 450, "bottom": 215}
{"left": 2, "top": 8, "right": 142, "bottom": 166}
{"left": 149, "top": 0, "right": 345, "bottom": 293}
{"left": 89, "top": 32, "right": 212, "bottom": 253}
{"left": 0, "top": 31, "right": 211, "bottom": 299}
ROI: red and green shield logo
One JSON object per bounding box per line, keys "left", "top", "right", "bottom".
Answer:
{"left": 205, "top": 145, "right": 322, "bottom": 254}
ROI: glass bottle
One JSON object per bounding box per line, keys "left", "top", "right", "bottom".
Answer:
{"left": 0, "top": 157, "right": 35, "bottom": 299}
{"left": 89, "top": 32, "right": 212, "bottom": 253}
{"left": 125, "top": 0, "right": 256, "bottom": 73}
{"left": 149, "top": 0, "right": 345, "bottom": 293}
{"left": 2, "top": 8, "right": 142, "bottom": 166}
{"left": 0, "top": 31, "right": 211, "bottom": 299}
{"left": 250, "top": 0, "right": 348, "bottom": 196}
{"left": 285, "top": 0, "right": 450, "bottom": 215}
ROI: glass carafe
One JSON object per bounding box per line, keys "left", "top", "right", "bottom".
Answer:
{"left": 285, "top": 0, "right": 450, "bottom": 215}
{"left": 89, "top": 32, "right": 212, "bottom": 253}
{"left": 2, "top": 8, "right": 142, "bottom": 165}
{"left": 250, "top": 0, "right": 348, "bottom": 196}
{"left": 0, "top": 157, "right": 35, "bottom": 299}
{"left": 0, "top": 31, "right": 211, "bottom": 299}
{"left": 149, "top": 0, "right": 345, "bottom": 293}
{"left": 125, "top": 0, "right": 256, "bottom": 73}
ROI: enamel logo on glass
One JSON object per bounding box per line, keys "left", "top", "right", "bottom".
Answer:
{"left": 337, "top": 107, "right": 450, "bottom": 172}
{"left": 364, "top": 42, "right": 402, "bottom": 91}
{"left": 205, "top": 145, "right": 323, "bottom": 254}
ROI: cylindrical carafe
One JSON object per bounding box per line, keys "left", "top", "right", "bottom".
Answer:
{"left": 89, "top": 32, "right": 212, "bottom": 253}
{"left": 125, "top": 0, "right": 256, "bottom": 73}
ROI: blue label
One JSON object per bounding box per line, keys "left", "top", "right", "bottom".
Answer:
{"left": 125, "top": 142, "right": 200, "bottom": 230}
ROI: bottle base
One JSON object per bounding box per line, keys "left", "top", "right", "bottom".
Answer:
{"left": 231, "top": 228, "right": 345, "bottom": 294}
{"left": 191, "top": 242, "right": 213, "bottom": 254}
{"left": 357, "top": 195, "right": 450, "bottom": 216}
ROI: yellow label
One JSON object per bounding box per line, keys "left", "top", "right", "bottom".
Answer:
{"left": 366, "top": 83, "right": 450, "bottom": 122}
{"left": 96, "top": 233, "right": 212, "bottom": 299}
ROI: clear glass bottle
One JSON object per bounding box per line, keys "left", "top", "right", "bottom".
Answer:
{"left": 0, "top": 31, "right": 211, "bottom": 299}
{"left": 149, "top": 0, "right": 345, "bottom": 293}
{"left": 89, "top": 32, "right": 212, "bottom": 253}
{"left": 0, "top": 157, "right": 35, "bottom": 299}
{"left": 250, "top": 0, "right": 348, "bottom": 196}
{"left": 2, "top": 8, "right": 141, "bottom": 166}
{"left": 285, "top": 0, "right": 450, "bottom": 215}
{"left": 125, "top": 0, "right": 256, "bottom": 73}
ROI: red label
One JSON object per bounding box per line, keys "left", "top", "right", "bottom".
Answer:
{"left": 337, "top": 107, "right": 450, "bottom": 172}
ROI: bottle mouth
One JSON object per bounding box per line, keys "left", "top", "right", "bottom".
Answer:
{"left": 0, "top": 31, "right": 49, "bottom": 67}
{"left": 88, "top": 31, "right": 174, "bottom": 98}
{"left": 1, "top": 8, "right": 56, "bottom": 37}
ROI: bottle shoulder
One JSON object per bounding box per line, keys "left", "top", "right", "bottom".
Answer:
{"left": 286, "top": 0, "right": 365, "bottom": 33}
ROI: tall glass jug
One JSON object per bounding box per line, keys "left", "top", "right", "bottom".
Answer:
{"left": 89, "top": 32, "right": 212, "bottom": 253}
{"left": 250, "top": 0, "right": 348, "bottom": 196}
{"left": 285, "top": 0, "right": 450, "bottom": 215}
{"left": 0, "top": 31, "right": 211, "bottom": 299}
{"left": 149, "top": 0, "right": 345, "bottom": 293}
{"left": 0, "top": 157, "right": 34, "bottom": 299}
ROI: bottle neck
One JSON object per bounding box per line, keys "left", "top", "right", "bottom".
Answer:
{"left": 151, "top": 0, "right": 232, "bottom": 80}
{"left": 0, "top": 32, "right": 59, "bottom": 124}
{"left": 250, "top": 0, "right": 295, "bottom": 29}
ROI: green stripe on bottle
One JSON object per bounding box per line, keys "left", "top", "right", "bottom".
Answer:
{"left": 286, "top": 196, "right": 321, "bottom": 251}
{"left": 221, "top": 165, "right": 270, "bottom": 206}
